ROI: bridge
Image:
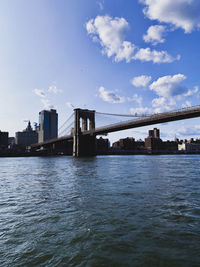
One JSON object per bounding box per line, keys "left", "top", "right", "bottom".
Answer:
{"left": 31, "top": 105, "right": 200, "bottom": 156}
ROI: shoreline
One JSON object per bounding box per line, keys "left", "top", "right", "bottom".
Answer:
{"left": 1, "top": 150, "right": 200, "bottom": 157}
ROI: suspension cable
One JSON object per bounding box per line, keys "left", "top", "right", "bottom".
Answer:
{"left": 96, "top": 111, "right": 151, "bottom": 117}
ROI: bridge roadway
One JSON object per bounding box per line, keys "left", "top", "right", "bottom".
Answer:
{"left": 31, "top": 105, "right": 200, "bottom": 148}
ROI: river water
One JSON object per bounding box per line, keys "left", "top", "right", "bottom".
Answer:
{"left": 0, "top": 155, "right": 200, "bottom": 266}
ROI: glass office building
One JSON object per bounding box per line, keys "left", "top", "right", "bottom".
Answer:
{"left": 38, "top": 109, "right": 58, "bottom": 143}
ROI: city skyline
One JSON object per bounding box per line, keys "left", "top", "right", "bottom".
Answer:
{"left": 1, "top": 0, "right": 200, "bottom": 142}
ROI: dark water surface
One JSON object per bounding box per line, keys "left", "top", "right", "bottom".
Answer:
{"left": 0, "top": 155, "right": 200, "bottom": 266}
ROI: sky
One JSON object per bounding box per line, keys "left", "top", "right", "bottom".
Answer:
{"left": 1, "top": 0, "right": 200, "bottom": 143}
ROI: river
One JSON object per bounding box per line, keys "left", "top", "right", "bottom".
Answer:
{"left": 0, "top": 155, "right": 200, "bottom": 266}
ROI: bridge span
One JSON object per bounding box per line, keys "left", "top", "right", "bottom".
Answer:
{"left": 31, "top": 105, "right": 200, "bottom": 156}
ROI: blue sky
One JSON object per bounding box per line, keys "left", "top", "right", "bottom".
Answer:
{"left": 1, "top": 0, "right": 200, "bottom": 142}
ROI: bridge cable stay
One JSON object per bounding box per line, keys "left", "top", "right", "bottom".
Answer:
{"left": 59, "top": 121, "right": 74, "bottom": 137}
{"left": 58, "top": 113, "right": 74, "bottom": 137}
{"left": 58, "top": 113, "right": 74, "bottom": 132}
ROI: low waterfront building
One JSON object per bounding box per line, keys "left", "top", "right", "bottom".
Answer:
{"left": 178, "top": 143, "right": 200, "bottom": 151}
{"left": 0, "top": 131, "right": 8, "bottom": 150}
{"left": 112, "top": 137, "right": 145, "bottom": 151}
{"left": 8, "top": 137, "right": 15, "bottom": 149}
{"left": 96, "top": 137, "right": 109, "bottom": 152}
{"left": 162, "top": 140, "right": 178, "bottom": 151}
{"left": 119, "top": 137, "right": 135, "bottom": 150}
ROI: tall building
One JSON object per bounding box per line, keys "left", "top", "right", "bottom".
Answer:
{"left": 0, "top": 131, "right": 8, "bottom": 150}
{"left": 15, "top": 121, "right": 38, "bottom": 147}
{"left": 148, "top": 128, "right": 160, "bottom": 139}
{"left": 38, "top": 109, "right": 58, "bottom": 142}
{"left": 145, "top": 128, "right": 162, "bottom": 150}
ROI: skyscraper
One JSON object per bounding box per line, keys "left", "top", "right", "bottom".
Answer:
{"left": 38, "top": 109, "right": 58, "bottom": 143}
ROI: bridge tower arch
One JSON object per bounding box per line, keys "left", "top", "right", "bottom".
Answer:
{"left": 73, "top": 109, "right": 96, "bottom": 157}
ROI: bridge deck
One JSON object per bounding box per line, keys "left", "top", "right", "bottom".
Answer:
{"left": 31, "top": 134, "right": 73, "bottom": 148}
{"left": 31, "top": 105, "right": 200, "bottom": 148}
{"left": 92, "top": 106, "right": 200, "bottom": 135}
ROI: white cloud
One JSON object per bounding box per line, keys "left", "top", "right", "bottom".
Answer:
{"left": 130, "top": 106, "right": 153, "bottom": 115}
{"left": 33, "top": 86, "right": 59, "bottom": 109}
{"left": 149, "top": 74, "right": 187, "bottom": 98}
{"left": 140, "top": 0, "right": 200, "bottom": 33}
{"left": 114, "top": 41, "right": 136, "bottom": 62}
{"left": 128, "top": 94, "right": 143, "bottom": 106}
{"left": 134, "top": 47, "right": 179, "bottom": 63}
{"left": 184, "top": 86, "right": 199, "bottom": 97}
{"left": 48, "top": 85, "right": 62, "bottom": 94}
{"left": 41, "top": 99, "right": 54, "bottom": 109}
{"left": 33, "top": 88, "right": 45, "bottom": 98}
{"left": 174, "top": 125, "right": 200, "bottom": 137}
{"left": 143, "top": 25, "right": 166, "bottom": 45}
{"left": 182, "top": 101, "right": 192, "bottom": 108}
{"left": 131, "top": 75, "right": 152, "bottom": 87}
{"left": 152, "top": 97, "right": 176, "bottom": 113}
{"left": 150, "top": 76, "right": 198, "bottom": 113}
{"left": 99, "top": 86, "right": 125, "bottom": 103}
{"left": 86, "top": 15, "right": 178, "bottom": 64}
{"left": 97, "top": 1, "right": 104, "bottom": 10}
{"left": 86, "top": 15, "right": 136, "bottom": 62}
{"left": 66, "top": 102, "right": 74, "bottom": 109}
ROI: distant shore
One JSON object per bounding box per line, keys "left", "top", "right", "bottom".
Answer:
{"left": 1, "top": 150, "right": 200, "bottom": 157}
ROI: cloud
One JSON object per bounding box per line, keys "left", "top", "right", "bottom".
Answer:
{"left": 114, "top": 41, "right": 136, "bottom": 62}
{"left": 152, "top": 97, "right": 176, "bottom": 113}
{"left": 97, "top": 1, "right": 104, "bottom": 10}
{"left": 33, "top": 88, "right": 45, "bottom": 98}
{"left": 48, "top": 85, "right": 62, "bottom": 94}
{"left": 41, "top": 99, "right": 54, "bottom": 109}
{"left": 175, "top": 125, "right": 200, "bottom": 137}
{"left": 182, "top": 101, "right": 192, "bottom": 108}
{"left": 140, "top": 0, "right": 200, "bottom": 33}
{"left": 143, "top": 25, "right": 166, "bottom": 45}
{"left": 86, "top": 15, "right": 178, "bottom": 64}
{"left": 132, "top": 94, "right": 143, "bottom": 106}
{"left": 33, "top": 86, "right": 59, "bottom": 109}
{"left": 149, "top": 75, "right": 198, "bottom": 113}
{"left": 131, "top": 75, "right": 152, "bottom": 87}
{"left": 149, "top": 74, "right": 187, "bottom": 98}
{"left": 99, "top": 86, "right": 125, "bottom": 103}
{"left": 130, "top": 106, "right": 153, "bottom": 115}
{"left": 133, "top": 47, "right": 179, "bottom": 63}
{"left": 128, "top": 94, "right": 143, "bottom": 106}
{"left": 152, "top": 97, "right": 175, "bottom": 108}
{"left": 184, "top": 86, "right": 199, "bottom": 97}
{"left": 86, "top": 15, "right": 136, "bottom": 62}
{"left": 66, "top": 102, "right": 74, "bottom": 109}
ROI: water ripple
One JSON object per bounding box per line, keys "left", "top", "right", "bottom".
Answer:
{"left": 0, "top": 155, "right": 200, "bottom": 266}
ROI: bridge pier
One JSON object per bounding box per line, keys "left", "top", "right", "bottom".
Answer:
{"left": 73, "top": 109, "right": 96, "bottom": 157}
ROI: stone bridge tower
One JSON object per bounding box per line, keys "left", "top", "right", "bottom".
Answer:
{"left": 73, "top": 109, "right": 96, "bottom": 157}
